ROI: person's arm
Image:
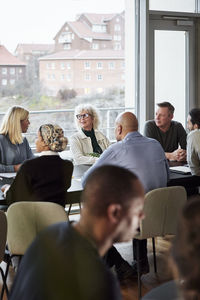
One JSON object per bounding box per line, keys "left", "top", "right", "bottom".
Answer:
{"left": 6, "top": 165, "right": 31, "bottom": 205}
{"left": 82, "top": 146, "right": 116, "bottom": 187}
{"left": 178, "top": 124, "right": 187, "bottom": 150}
{"left": 70, "top": 136, "right": 98, "bottom": 165}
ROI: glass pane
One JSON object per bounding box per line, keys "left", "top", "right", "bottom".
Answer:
{"left": 154, "top": 30, "right": 186, "bottom": 126}
{"left": 150, "top": 0, "right": 196, "bottom": 13}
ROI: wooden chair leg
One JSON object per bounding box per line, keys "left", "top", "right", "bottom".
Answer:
{"left": 152, "top": 237, "right": 157, "bottom": 273}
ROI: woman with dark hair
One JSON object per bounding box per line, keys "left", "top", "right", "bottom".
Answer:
{"left": 2, "top": 124, "right": 73, "bottom": 207}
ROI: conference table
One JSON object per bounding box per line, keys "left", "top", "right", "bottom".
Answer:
{"left": 0, "top": 163, "right": 199, "bottom": 210}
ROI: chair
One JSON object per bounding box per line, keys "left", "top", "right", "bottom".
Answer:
{"left": 0, "top": 210, "right": 8, "bottom": 300}
{"left": 4, "top": 201, "right": 68, "bottom": 295}
{"left": 134, "top": 186, "right": 187, "bottom": 299}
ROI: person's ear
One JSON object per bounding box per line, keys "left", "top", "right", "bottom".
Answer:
{"left": 107, "top": 204, "right": 122, "bottom": 224}
{"left": 116, "top": 124, "right": 122, "bottom": 136}
{"left": 194, "top": 123, "right": 198, "bottom": 130}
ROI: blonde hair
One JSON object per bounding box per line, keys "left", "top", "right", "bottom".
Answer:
{"left": 74, "top": 103, "right": 100, "bottom": 130}
{"left": 39, "top": 124, "right": 68, "bottom": 152}
{"left": 0, "top": 106, "right": 29, "bottom": 144}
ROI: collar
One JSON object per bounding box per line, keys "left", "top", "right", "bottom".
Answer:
{"left": 39, "top": 151, "right": 59, "bottom": 156}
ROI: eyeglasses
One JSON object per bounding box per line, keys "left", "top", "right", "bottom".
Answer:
{"left": 76, "top": 113, "right": 91, "bottom": 120}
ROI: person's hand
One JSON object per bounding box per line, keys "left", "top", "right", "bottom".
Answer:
{"left": 14, "top": 164, "right": 21, "bottom": 172}
{"left": 166, "top": 149, "right": 186, "bottom": 161}
{"left": 176, "top": 149, "right": 186, "bottom": 162}
{"left": 1, "top": 184, "right": 10, "bottom": 197}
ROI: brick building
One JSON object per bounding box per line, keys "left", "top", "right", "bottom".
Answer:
{"left": 15, "top": 44, "right": 54, "bottom": 63}
{"left": 39, "top": 11, "right": 125, "bottom": 96}
{"left": 0, "top": 45, "right": 26, "bottom": 88}
{"left": 39, "top": 49, "right": 124, "bottom": 96}
{"left": 54, "top": 12, "right": 124, "bottom": 52}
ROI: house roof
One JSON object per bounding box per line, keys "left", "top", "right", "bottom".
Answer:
{"left": 0, "top": 45, "right": 26, "bottom": 66}
{"left": 79, "top": 13, "right": 116, "bottom": 24}
{"left": 15, "top": 43, "right": 54, "bottom": 54}
{"left": 39, "top": 49, "right": 124, "bottom": 61}
{"left": 68, "top": 21, "right": 112, "bottom": 40}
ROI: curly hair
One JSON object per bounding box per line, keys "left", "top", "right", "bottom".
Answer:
{"left": 172, "top": 199, "right": 200, "bottom": 299}
{"left": 39, "top": 124, "right": 68, "bottom": 152}
{"left": 0, "top": 105, "right": 29, "bottom": 144}
{"left": 74, "top": 103, "right": 100, "bottom": 130}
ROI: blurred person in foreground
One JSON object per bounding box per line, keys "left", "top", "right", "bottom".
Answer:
{"left": 142, "top": 198, "right": 200, "bottom": 300}
{"left": 144, "top": 101, "right": 187, "bottom": 161}
{"left": 70, "top": 103, "right": 110, "bottom": 165}
{"left": 9, "top": 165, "right": 145, "bottom": 300}
{"left": 0, "top": 105, "right": 34, "bottom": 172}
{"left": 2, "top": 124, "right": 73, "bottom": 207}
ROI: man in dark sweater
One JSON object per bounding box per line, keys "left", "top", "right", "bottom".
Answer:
{"left": 144, "top": 101, "right": 187, "bottom": 161}
{"left": 9, "top": 165, "right": 145, "bottom": 300}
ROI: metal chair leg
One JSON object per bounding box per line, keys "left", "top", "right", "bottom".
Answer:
{"left": 0, "top": 267, "right": 8, "bottom": 300}
{"left": 152, "top": 237, "right": 157, "bottom": 273}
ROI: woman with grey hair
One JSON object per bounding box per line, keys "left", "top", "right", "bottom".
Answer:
{"left": 0, "top": 105, "right": 34, "bottom": 172}
{"left": 2, "top": 124, "right": 73, "bottom": 207}
{"left": 70, "top": 104, "right": 110, "bottom": 165}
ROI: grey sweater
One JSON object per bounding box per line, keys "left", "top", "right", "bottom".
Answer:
{"left": 0, "top": 134, "right": 34, "bottom": 172}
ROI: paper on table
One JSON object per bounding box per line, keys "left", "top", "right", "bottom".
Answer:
{"left": 170, "top": 166, "right": 191, "bottom": 174}
{"left": 0, "top": 173, "right": 16, "bottom": 178}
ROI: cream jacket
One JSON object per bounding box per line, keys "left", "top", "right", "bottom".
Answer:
{"left": 70, "top": 129, "right": 110, "bottom": 165}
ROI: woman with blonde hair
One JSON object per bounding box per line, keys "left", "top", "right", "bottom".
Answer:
{"left": 0, "top": 105, "right": 33, "bottom": 172}
{"left": 70, "top": 103, "right": 110, "bottom": 165}
{"left": 3, "top": 124, "right": 73, "bottom": 207}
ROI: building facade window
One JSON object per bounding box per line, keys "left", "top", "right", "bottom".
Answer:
{"left": 10, "top": 79, "right": 15, "bottom": 85}
{"left": 114, "top": 35, "right": 121, "bottom": 41}
{"left": 2, "top": 68, "right": 7, "bottom": 75}
{"left": 114, "top": 24, "right": 121, "bottom": 31}
{"left": 61, "top": 74, "right": 65, "bottom": 80}
{"left": 63, "top": 44, "right": 71, "bottom": 50}
{"left": 97, "top": 62, "right": 103, "bottom": 69}
{"left": 66, "top": 63, "right": 71, "bottom": 69}
{"left": 52, "top": 74, "right": 55, "bottom": 80}
{"left": 60, "top": 63, "right": 65, "bottom": 70}
{"left": 2, "top": 79, "right": 7, "bottom": 85}
{"left": 10, "top": 68, "right": 15, "bottom": 75}
{"left": 84, "top": 62, "right": 91, "bottom": 69}
{"left": 18, "top": 68, "right": 23, "bottom": 73}
{"left": 97, "top": 74, "right": 103, "bottom": 81}
{"left": 108, "top": 62, "right": 115, "bottom": 69}
{"left": 85, "top": 73, "right": 91, "bottom": 81}
{"left": 92, "top": 43, "right": 99, "bottom": 50}
{"left": 114, "top": 43, "right": 121, "bottom": 50}
{"left": 51, "top": 63, "right": 55, "bottom": 70}
{"left": 46, "top": 63, "right": 50, "bottom": 69}
{"left": 67, "top": 74, "right": 71, "bottom": 81}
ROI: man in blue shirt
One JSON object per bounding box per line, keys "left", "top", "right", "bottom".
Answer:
{"left": 83, "top": 112, "right": 169, "bottom": 277}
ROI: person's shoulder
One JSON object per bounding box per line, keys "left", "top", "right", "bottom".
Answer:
{"left": 70, "top": 130, "right": 85, "bottom": 140}
{"left": 188, "top": 129, "right": 200, "bottom": 139}
{"left": 171, "top": 120, "right": 184, "bottom": 128}
{"left": 145, "top": 120, "right": 156, "bottom": 127}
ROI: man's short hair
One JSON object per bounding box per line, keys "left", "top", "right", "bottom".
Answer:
{"left": 157, "top": 102, "right": 175, "bottom": 115}
{"left": 189, "top": 108, "right": 200, "bottom": 128}
{"left": 82, "top": 165, "right": 141, "bottom": 217}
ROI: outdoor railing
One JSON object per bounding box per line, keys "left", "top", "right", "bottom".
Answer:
{"left": 0, "top": 106, "right": 135, "bottom": 147}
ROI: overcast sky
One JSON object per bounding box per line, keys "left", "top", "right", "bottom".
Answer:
{"left": 0, "top": 0, "right": 124, "bottom": 53}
